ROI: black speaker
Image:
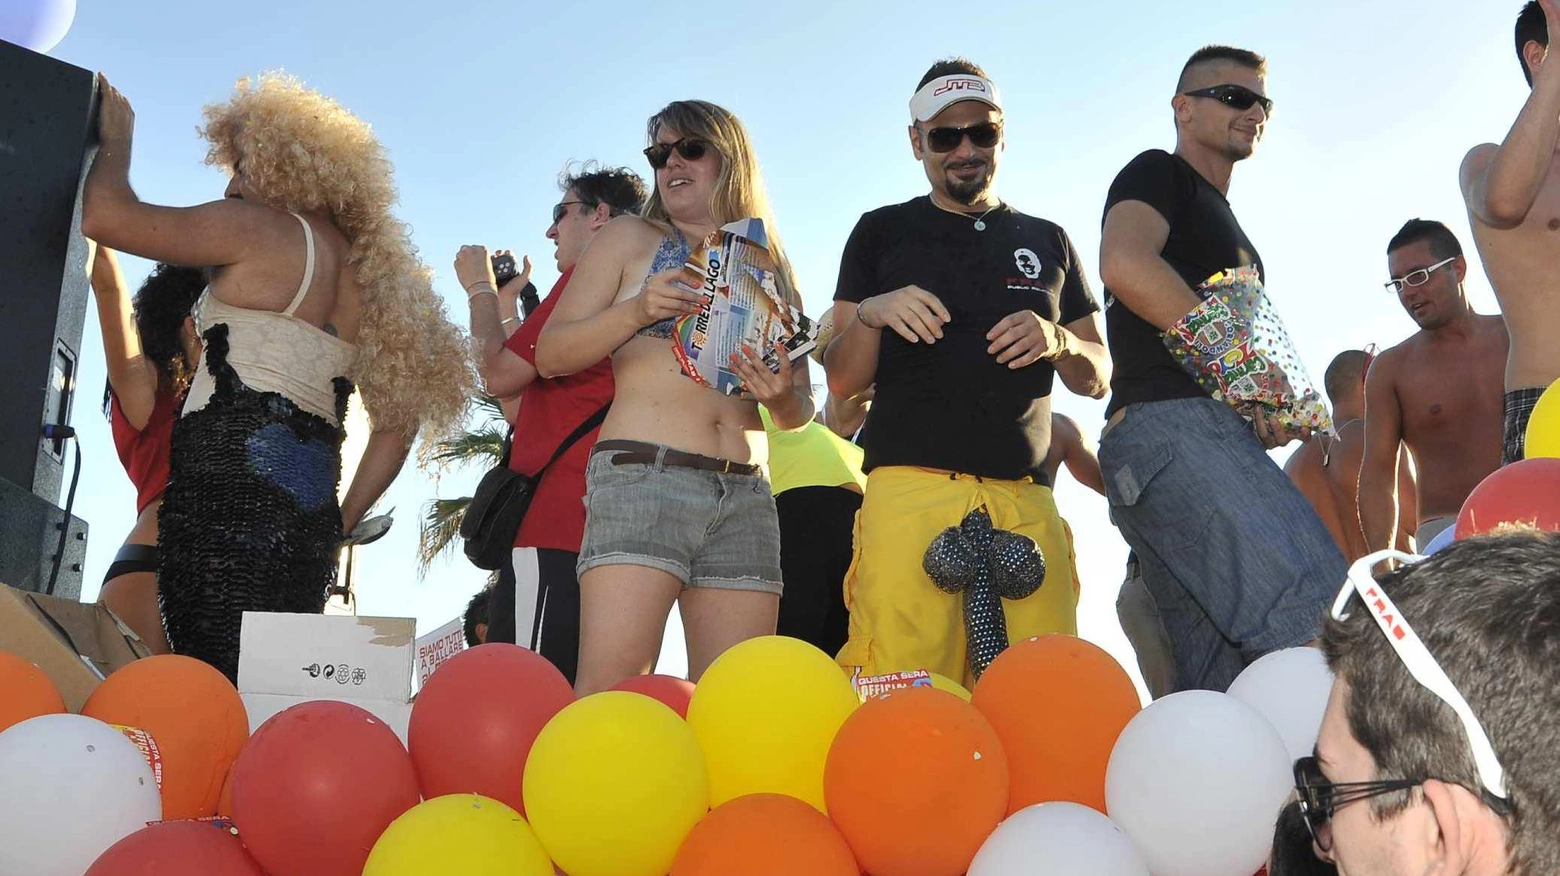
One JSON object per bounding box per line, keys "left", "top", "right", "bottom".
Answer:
{"left": 0, "top": 479, "right": 86, "bottom": 599}
{"left": 0, "top": 39, "right": 98, "bottom": 599}
{"left": 0, "top": 38, "right": 97, "bottom": 504}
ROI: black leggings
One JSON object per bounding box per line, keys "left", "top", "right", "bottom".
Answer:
{"left": 775, "top": 486, "right": 860, "bottom": 658}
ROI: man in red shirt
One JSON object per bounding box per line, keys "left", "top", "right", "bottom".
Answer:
{"left": 455, "top": 163, "right": 647, "bottom": 683}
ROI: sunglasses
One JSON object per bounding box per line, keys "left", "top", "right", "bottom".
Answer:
{"left": 1182, "top": 84, "right": 1274, "bottom": 115}
{"left": 1384, "top": 256, "right": 1457, "bottom": 293}
{"left": 551, "top": 200, "right": 589, "bottom": 224}
{"left": 923, "top": 121, "right": 1002, "bottom": 154}
{"left": 1292, "top": 755, "right": 1420, "bottom": 853}
{"left": 643, "top": 137, "right": 712, "bottom": 170}
{"left": 1294, "top": 550, "right": 1515, "bottom": 849}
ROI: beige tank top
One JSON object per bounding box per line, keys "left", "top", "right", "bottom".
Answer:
{"left": 183, "top": 212, "right": 357, "bottom": 425}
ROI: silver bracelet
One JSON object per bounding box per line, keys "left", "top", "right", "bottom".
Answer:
{"left": 501, "top": 316, "right": 522, "bottom": 327}
{"left": 465, "top": 282, "right": 497, "bottom": 302}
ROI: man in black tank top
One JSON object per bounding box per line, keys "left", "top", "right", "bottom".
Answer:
{"left": 1097, "top": 45, "right": 1345, "bottom": 693}
{"left": 823, "top": 58, "right": 1110, "bottom": 688}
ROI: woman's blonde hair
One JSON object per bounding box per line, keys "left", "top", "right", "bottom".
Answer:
{"left": 641, "top": 100, "right": 802, "bottom": 308}
{"left": 200, "top": 73, "right": 472, "bottom": 438}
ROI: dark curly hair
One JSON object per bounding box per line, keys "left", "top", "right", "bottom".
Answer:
{"left": 102, "top": 263, "right": 208, "bottom": 413}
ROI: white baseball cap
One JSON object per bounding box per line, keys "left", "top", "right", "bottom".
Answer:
{"left": 909, "top": 74, "right": 1003, "bottom": 123}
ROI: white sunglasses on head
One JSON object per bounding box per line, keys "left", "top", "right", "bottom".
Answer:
{"left": 1333, "top": 549, "right": 1509, "bottom": 803}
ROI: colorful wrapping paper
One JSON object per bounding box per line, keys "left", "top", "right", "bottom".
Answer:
{"left": 1162, "top": 266, "right": 1334, "bottom": 435}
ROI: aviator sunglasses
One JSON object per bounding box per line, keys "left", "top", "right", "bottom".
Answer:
{"left": 923, "top": 121, "right": 1002, "bottom": 153}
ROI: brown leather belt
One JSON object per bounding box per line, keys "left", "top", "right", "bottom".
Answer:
{"left": 593, "top": 439, "right": 761, "bottom": 476}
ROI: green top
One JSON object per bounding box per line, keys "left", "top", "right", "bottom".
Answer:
{"left": 759, "top": 407, "right": 868, "bottom": 495}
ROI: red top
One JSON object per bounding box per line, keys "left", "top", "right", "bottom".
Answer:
{"left": 504, "top": 271, "right": 615, "bottom": 552}
{"left": 109, "top": 389, "right": 179, "bottom": 515}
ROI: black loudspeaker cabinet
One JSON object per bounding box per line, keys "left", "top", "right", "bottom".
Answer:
{"left": 0, "top": 478, "right": 87, "bottom": 599}
{"left": 0, "top": 39, "right": 98, "bottom": 504}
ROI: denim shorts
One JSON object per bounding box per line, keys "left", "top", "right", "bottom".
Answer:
{"left": 577, "top": 444, "right": 783, "bottom": 595}
{"left": 1099, "top": 397, "right": 1346, "bottom": 692}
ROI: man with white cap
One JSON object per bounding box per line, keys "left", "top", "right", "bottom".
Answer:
{"left": 824, "top": 57, "right": 1110, "bottom": 687}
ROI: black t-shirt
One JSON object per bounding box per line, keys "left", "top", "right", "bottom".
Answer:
{"left": 1100, "top": 149, "right": 1264, "bottom": 416}
{"left": 834, "top": 196, "right": 1099, "bottom": 482}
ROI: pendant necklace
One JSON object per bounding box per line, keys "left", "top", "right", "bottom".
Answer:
{"left": 934, "top": 197, "right": 1002, "bottom": 231}
{"left": 970, "top": 203, "right": 1000, "bottom": 231}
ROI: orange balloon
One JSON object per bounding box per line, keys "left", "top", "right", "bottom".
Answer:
{"left": 824, "top": 687, "right": 1007, "bottom": 876}
{"left": 671, "top": 793, "right": 859, "bottom": 876}
{"left": 972, "top": 635, "right": 1140, "bottom": 814}
{"left": 0, "top": 650, "right": 65, "bottom": 734}
{"left": 82, "top": 655, "right": 249, "bottom": 820}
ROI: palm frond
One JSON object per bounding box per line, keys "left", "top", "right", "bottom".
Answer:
{"left": 473, "top": 394, "right": 507, "bottom": 424}
{"left": 428, "top": 427, "right": 507, "bottom": 468}
{"left": 417, "top": 496, "right": 472, "bottom": 577}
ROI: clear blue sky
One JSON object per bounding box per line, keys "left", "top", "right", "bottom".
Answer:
{"left": 46, "top": 0, "right": 1526, "bottom": 690}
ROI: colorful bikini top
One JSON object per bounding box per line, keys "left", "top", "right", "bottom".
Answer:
{"left": 634, "top": 229, "right": 692, "bottom": 341}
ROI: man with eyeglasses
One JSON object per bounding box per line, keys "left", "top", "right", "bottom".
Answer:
{"left": 1357, "top": 220, "right": 1507, "bottom": 555}
{"left": 1096, "top": 45, "right": 1345, "bottom": 693}
{"left": 1460, "top": 0, "right": 1560, "bottom": 465}
{"left": 454, "top": 161, "right": 646, "bottom": 683}
{"left": 1301, "top": 533, "right": 1560, "bottom": 874}
{"left": 825, "top": 57, "right": 1110, "bottom": 687}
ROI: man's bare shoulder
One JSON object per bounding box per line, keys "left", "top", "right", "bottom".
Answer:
{"left": 1283, "top": 437, "right": 1323, "bottom": 475}
{"left": 1369, "top": 340, "right": 1412, "bottom": 380}
{"left": 1460, "top": 143, "right": 1500, "bottom": 191}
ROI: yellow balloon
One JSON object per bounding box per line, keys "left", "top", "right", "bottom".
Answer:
{"left": 929, "top": 671, "right": 973, "bottom": 701}
{"left": 1525, "top": 379, "right": 1560, "bottom": 460}
{"left": 523, "top": 692, "right": 708, "bottom": 876}
{"left": 363, "top": 794, "right": 552, "bottom": 876}
{"left": 686, "top": 636, "right": 860, "bottom": 813}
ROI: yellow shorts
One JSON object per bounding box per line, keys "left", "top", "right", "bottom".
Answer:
{"left": 836, "top": 466, "right": 1080, "bottom": 690}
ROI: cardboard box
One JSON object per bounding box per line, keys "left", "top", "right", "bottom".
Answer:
{"left": 413, "top": 615, "right": 465, "bottom": 691}
{"left": 240, "top": 693, "right": 412, "bottom": 744}
{"left": 0, "top": 584, "right": 151, "bottom": 710}
{"left": 237, "top": 612, "right": 416, "bottom": 744}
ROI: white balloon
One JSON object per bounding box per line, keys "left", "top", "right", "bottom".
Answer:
{"left": 1226, "top": 647, "right": 1335, "bottom": 762}
{"left": 0, "top": 714, "right": 162, "bottom": 876}
{"left": 969, "top": 802, "right": 1150, "bottom": 876}
{"left": 0, "top": 0, "right": 77, "bottom": 54}
{"left": 1105, "top": 691, "right": 1291, "bottom": 876}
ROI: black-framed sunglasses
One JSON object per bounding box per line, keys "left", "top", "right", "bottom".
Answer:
{"left": 643, "top": 137, "right": 712, "bottom": 170}
{"left": 923, "top": 121, "right": 1002, "bottom": 154}
{"left": 1182, "top": 84, "right": 1274, "bottom": 115}
{"left": 1292, "top": 755, "right": 1420, "bottom": 852}
{"left": 550, "top": 200, "right": 591, "bottom": 224}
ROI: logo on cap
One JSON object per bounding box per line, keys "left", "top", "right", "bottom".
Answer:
{"left": 932, "top": 78, "right": 989, "bottom": 98}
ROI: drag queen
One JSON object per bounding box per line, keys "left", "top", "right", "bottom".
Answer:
{"left": 83, "top": 73, "right": 472, "bottom": 680}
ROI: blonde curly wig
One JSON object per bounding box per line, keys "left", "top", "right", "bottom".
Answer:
{"left": 200, "top": 72, "right": 473, "bottom": 439}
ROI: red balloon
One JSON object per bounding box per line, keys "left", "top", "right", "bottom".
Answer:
{"left": 86, "top": 821, "right": 265, "bottom": 876}
{"left": 1456, "top": 458, "right": 1560, "bottom": 538}
{"left": 231, "top": 701, "right": 419, "bottom": 876}
{"left": 611, "top": 674, "right": 696, "bottom": 718}
{"left": 408, "top": 643, "right": 574, "bottom": 812}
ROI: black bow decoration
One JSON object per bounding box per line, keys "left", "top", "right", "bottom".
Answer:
{"left": 922, "top": 507, "right": 1046, "bottom": 679}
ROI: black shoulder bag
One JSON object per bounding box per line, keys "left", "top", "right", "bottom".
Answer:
{"left": 460, "top": 405, "right": 610, "bottom": 570}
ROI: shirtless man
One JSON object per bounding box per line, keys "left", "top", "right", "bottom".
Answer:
{"left": 1043, "top": 412, "right": 1106, "bottom": 495}
{"left": 1460, "top": 0, "right": 1560, "bottom": 463}
{"left": 1358, "top": 221, "right": 1508, "bottom": 553}
{"left": 1286, "top": 350, "right": 1418, "bottom": 561}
